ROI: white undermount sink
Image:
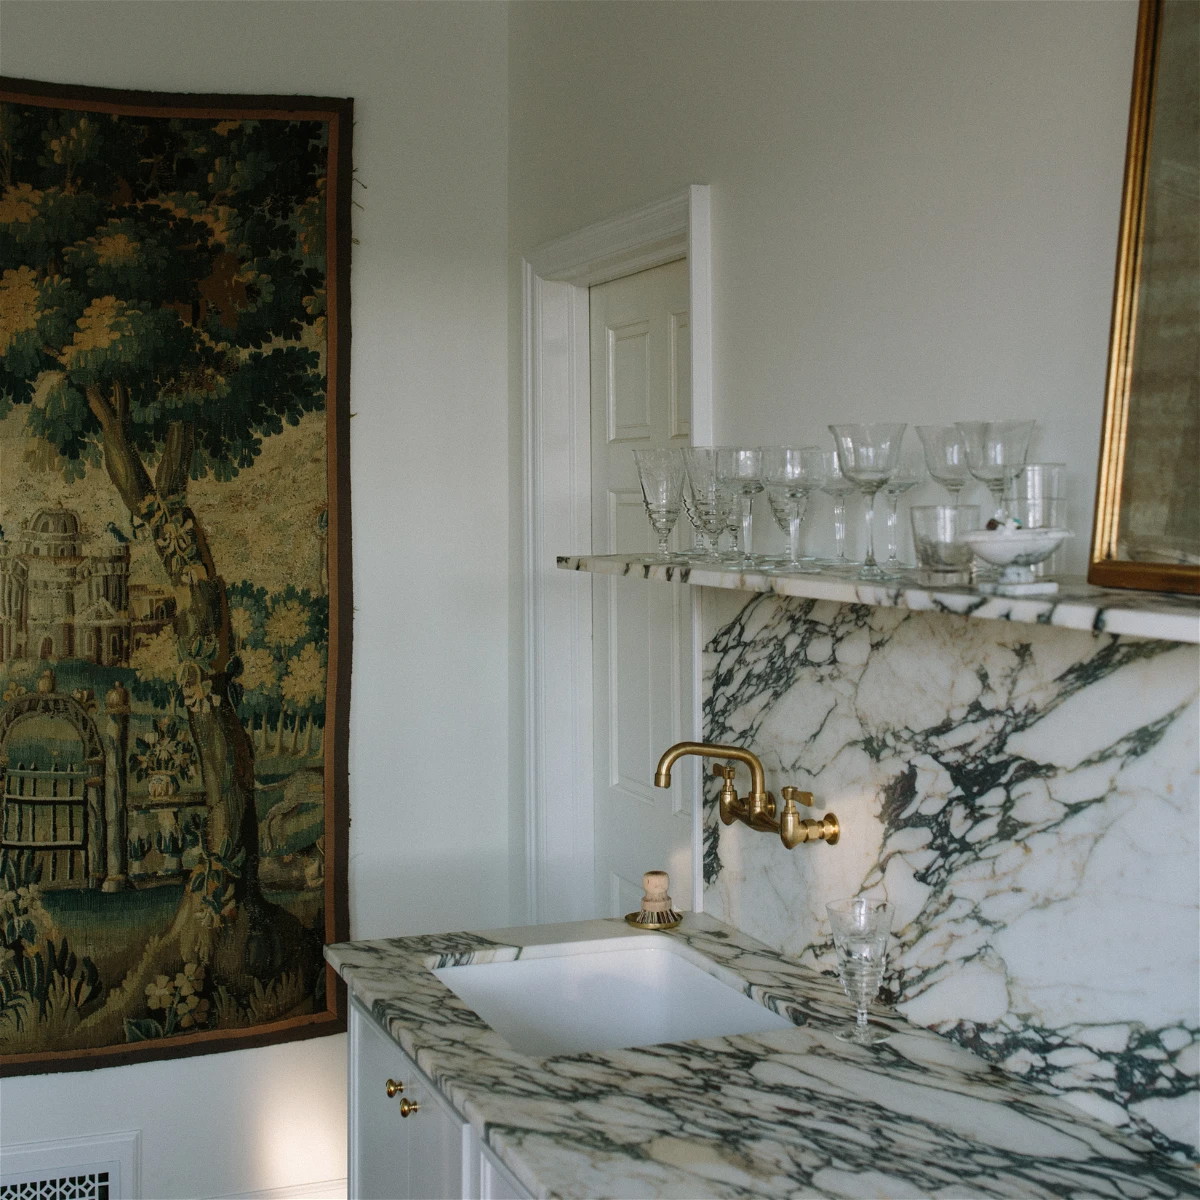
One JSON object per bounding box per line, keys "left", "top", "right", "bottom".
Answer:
{"left": 432, "top": 937, "right": 793, "bottom": 1056}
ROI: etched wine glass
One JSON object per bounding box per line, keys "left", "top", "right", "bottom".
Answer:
{"left": 881, "top": 445, "right": 925, "bottom": 569}
{"left": 916, "top": 424, "right": 971, "bottom": 501}
{"left": 828, "top": 423, "right": 907, "bottom": 580}
{"left": 817, "top": 449, "right": 857, "bottom": 568}
{"left": 682, "top": 447, "right": 733, "bottom": 564}
{"left": 717, "top": 447, "right": 764, "bottom": 567}
{"left": 826, "top": 896, "right": 892, "bottom": 1046}
{"left": 956, "top": 420, "right": 1036, "bottom": 519}
{"left": 679, "top": 477, "right": 710, "bottom": 560}
{"left": 763, "top": 446, "right": 824, "bottom": 572}
{"left": 633, "top": 447, "right": 685, "bottom": 562}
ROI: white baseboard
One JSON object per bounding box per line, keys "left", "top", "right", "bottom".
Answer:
{"left": 212, "top": 1178, "right": 346, "bottom": 1200}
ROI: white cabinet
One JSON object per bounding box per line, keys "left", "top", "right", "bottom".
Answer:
{"left": 348, "top": 999, "right": 532, "bottom": 1200}
{"left": 478, "top": 1147, "right": 531, "bottom": 1200}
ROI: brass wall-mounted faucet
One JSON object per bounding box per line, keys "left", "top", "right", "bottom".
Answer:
{"left": 654, "top": 741, "right": 839, "bottom": 850}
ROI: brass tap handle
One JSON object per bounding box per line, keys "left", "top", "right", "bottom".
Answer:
{"left": 399, "top": 1098, "right": 420, "bottom": 1118}
{"left": 781, "top": 786, "right": 813, "bottom": 808}
{"left": 385, "top": 1078, "right": 405, "bottom": 1098}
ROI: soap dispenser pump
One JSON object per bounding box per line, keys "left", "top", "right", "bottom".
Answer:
{"left": 624, "top": 870, "right": 682, "bottom": 931}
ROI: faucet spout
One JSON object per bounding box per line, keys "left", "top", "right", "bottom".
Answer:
{"left": 653, "top": 741, "right": 767, "bottom": 801}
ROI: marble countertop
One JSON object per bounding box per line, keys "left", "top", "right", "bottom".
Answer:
{"left": 326, "top": 915, "right": 1196, "bottom": 1199}
{"left": 556, "top": 555, "right": 1200, "bottom": 644}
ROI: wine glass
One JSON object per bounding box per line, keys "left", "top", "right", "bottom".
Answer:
{"left": 828, "top": 423, "right": 907, "bottom": 580}
{"left": 916, "top": 425, "right": 971, "bottom": 500}
{"left": 816, "top": 449, "right": 857, "bottom": 568}
{"left": 881, "top": 446, "right": 925, "bottom": 569}
{"left": 632, "top": 448, "right": 685, "bottom": 562}
{"left": 763, "top": 446, "right": 824, "bottom": 573}
{"left": 826, "top": 896, "right": 892, "bottom": 1046}
{"left": 956, "top": 420, "right": 1036, "bottom": 518}
{"left": 679, "top": 476, "right": 710, "bottom": 560}
{"left": 716, "top": 447, "right": 764, "bottom": 567}
{"left": 682, "top": 447, "right": 733, "bottom": 564}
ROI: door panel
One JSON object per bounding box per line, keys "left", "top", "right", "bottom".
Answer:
{"left": 608, "top": 320, "right": 652, "bottom": 442}
{"left": 590, "top": 259, "right": 694, "bottom": 918}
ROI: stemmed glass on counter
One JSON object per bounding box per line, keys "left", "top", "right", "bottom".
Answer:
{"left": 828, "top": 423, "right": 907, "bottom": 580}
{"left": 763, "top": 446, "right": 824, "bottom": 573}
{"left": 827, "top": 896, "right": 893, "bottom": 1046}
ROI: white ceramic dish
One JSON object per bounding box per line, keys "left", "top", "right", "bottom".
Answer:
{"left": 961, "top": 527, "right": 1072, "bottom": 568}
{"left": 961, "top": 527, "right": 1074, "bottom": 595}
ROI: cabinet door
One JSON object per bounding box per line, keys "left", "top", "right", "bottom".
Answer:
{"left": 349, "top": 1001, "right": 469, "bottom": 1200}
{"left": 479, "top": 1144, "right": 533, "bottom": 1200}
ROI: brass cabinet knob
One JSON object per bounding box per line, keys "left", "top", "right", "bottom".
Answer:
{"left": 385, "top": 1078, "right": 405, "bottom": 1098}
{"left": 399, "top": 1098, "right": 420, "bottom": 1118}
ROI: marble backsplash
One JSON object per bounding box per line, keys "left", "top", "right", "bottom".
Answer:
{"left": 700, "top": 590, "right": 1199, "bottom": 1159}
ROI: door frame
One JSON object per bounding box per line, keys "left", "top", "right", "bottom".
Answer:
{"left": 521, "top": 185, "right": 713, "bottom": 923}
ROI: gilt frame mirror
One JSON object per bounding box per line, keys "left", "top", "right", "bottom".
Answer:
{"left": 1089, "top": 0, "right": 1199, "bottom": 595}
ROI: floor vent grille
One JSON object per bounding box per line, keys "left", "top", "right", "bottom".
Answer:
{"left": 0, "top": 1133, "right": 137, "bottom": 1200}
{"left": 0, "top": 1172, "right": 111, "bottom": 1200}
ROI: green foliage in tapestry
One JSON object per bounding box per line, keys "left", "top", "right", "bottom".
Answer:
{"left": 0, "top": 109, "right": 327, "bottom": 474}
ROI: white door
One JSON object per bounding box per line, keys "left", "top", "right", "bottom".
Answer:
{"left": 590, "top": 259, "right": 696, "bottom": 919}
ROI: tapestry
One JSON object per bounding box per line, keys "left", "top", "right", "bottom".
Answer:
{"left": 0, "top": 78, "right": 352, "bottom": 1073}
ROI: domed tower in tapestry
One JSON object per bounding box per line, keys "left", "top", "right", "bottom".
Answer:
{"left": 0, "top": 505, "right": 132, "bottom": 666}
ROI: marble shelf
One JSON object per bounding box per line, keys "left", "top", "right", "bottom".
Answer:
{"left": 557, "top": 554, "right": 1200, "bottom": 644}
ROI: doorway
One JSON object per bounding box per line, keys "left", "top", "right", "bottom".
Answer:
{"left": 522, "top": 187, "right": 713, "bottom": 923}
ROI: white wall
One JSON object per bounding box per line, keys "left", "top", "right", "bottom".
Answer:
{"left": 0, "top": 1, "right": 1151, "bottom": 1194}
{"left": 508, "top": 0, "right": 1139, "bottom": 572}
{"left": 0, "top": 3, "right": 510, "bottom": 1197}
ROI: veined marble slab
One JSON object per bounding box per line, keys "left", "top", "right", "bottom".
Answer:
{"left": 327, "top": 916, "right": 1196, "bottom": 1200}
{"left": 701, "top": 591, "right": 1200, "bottom": 1160}
{"left": 556, "top": 555, "right": 1200, "bottom": 644}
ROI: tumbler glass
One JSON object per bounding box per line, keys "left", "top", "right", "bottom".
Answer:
{"left": 909, "top": 504, "right": 981, "bottom": 585}
{"left": 1005, "top": 462, "right": 1067, "bottom": 575}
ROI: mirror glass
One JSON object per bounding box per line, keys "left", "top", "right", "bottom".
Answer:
{"left": 1090, "top": 0, "right": 1199, "bottom": 594}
